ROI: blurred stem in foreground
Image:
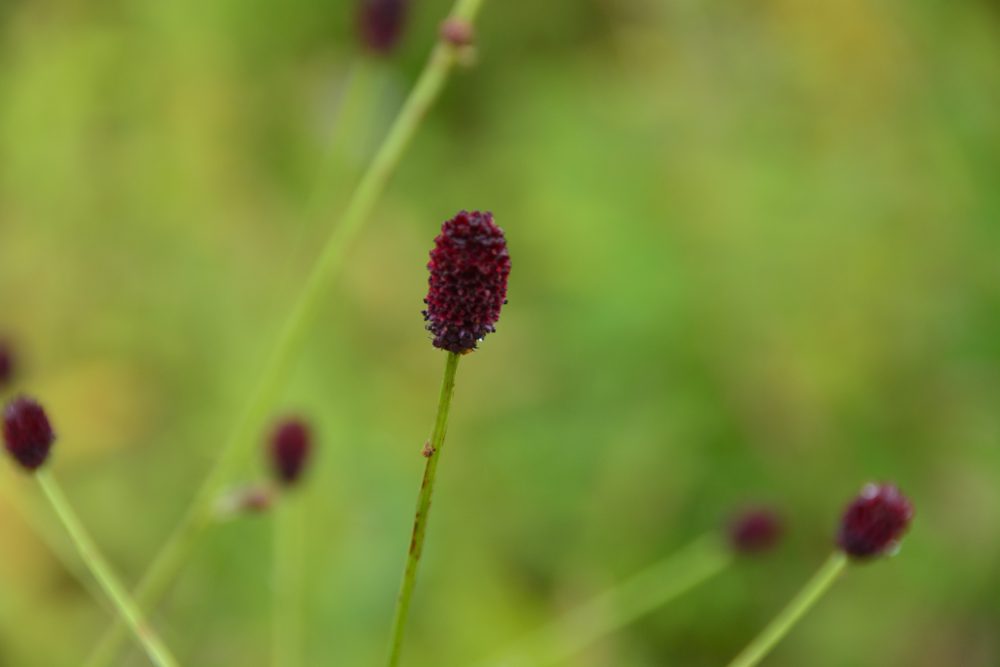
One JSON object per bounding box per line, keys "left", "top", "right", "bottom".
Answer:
{"left": 726, "top": 552, "right": 849, "bottom": 667}
{"left": 84, "top": 1, "right": 487, "bottom": 665}
{"left": 385, "top": 352, "right": 461, "bottom": 667}
{"left": 35, "top": 471, "right": 180, "bottom": 667}
{"left": 273, "top": 496, "right": 305, "bottom": 667}
{"left": 472, "top": 533, "right": 733, "bottom": 667}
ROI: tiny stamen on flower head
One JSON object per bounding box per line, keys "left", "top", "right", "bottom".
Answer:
{"left": 728, "top": 508, "right": 783, "bottom": 555}
{"left": 268, "top": 418, "right": 312, "bottom": 487}
{"left": 3, "top": 396, "right": 55, "bottom": 471}
{"left": 358, "top": 0, "right": 409, "bottom": 54}
{"left": 837, "top": 483, "right": 914, "bottom": 559}
{"left": 423, "top": 210, "right": 511, "bottom": 353}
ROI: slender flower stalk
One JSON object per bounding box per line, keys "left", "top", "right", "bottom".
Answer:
{"left": 85, "top": 2, "right": 489, "bottom": 664}
{"left": 268, "top": 417, "right": 313, "bottom": 667}
{"left": 726, "top": 483, "right": 914, "bottom": 667}
{"left": 37, "top": 471, "right": 181, "bottom": 667}
{"left": 474, "top": 533, "right": 733, "bottom": 667}
{"left": 726, "top": 552, "right": 848, "bottom": 667}
{"left": 386, "top": 209, "right": 510, "bottom": 666}
{"left": 2, "top": 397, "right": 179, "bottom": 667}
{"left": 385, "top": 351, "right": 461, "bottom": 667}
{"left": 473, "top": 508, "right": 782, "bottom": 667}
{"left": 0, "top": 467, "right": 108, "bottom": 610}
{"left": 385, "top": 207, "right": 510, "bottom": 665}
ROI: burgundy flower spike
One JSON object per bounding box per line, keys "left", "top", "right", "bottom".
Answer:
{"left": 269, "top": 418, "right": 312, "bottom": 487}
{"left": 423, "top": 210, "right": 511, "bottom": 353}
{"left": 3, "top": 396, "right": 55, "bottom": 471}
{"left": 358, "top": 0, "right": 409, "bottom": 54}
{"left": 728, "top": 508, "right": 783, "bottom": 555}
{"left": 837, "top": 483, "right": 914, "bottom": 559}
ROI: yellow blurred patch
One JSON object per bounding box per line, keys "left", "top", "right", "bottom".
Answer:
{"left": 29, "top": 361, "right": 158, "bottom": 460}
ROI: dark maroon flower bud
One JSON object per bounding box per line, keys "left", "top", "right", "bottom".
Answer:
{"left": 3, "top": 396, "right": 55, "bottom": 471}
{"left": 440, "top": 18, "right": 474, "bottom": 47}
{"left": 0, "top": 341, "right": 13, "bottom": 388}
{"left": 268, "top": 418, "right": 312, "bottom": 487}
{"left": 423, "top": 210, "right": 511, "bottom": 353}
{"left": 358, "top": 0, "right": 409, "bottom": 54}
{"left": 728, "top": 508, "right": 783, "bottom": 554}
{"left": 837, "top": 483, "right": 914, "bottom": 559}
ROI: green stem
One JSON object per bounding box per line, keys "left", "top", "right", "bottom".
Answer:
{"left": 84, "top": 2, "right": 488, "bottom": 665}
{"left": 726, "top": 552, "right": 849, "bottom": 667}
{"left": 475, "top": 534, "right": 733, "bottom": 667}
{"left": 385, "top": 352, "right": 461, "bottom": 667}
{"left": 0, "top": 469, "right": 108, "bottom": 610}
{"left": 35, "top": 471, "right": 180, "bottom": 667}
{"left": 273, "top": 495, "right": 304, "bottom": 667}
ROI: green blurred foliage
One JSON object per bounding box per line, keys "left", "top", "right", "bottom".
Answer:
{"left": 1, "top": 0, "right": 999, "bottom": 665}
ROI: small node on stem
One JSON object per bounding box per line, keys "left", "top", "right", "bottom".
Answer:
{"left": 214, "top": 484, "right": 276, "bottom": 520}
{"left": 440, "top": 18, "right": 474, "bottom": 47}
{"left": 440, "top": 18, "right": 477, "bottom": 67}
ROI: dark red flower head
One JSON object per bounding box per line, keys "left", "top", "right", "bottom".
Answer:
{"left": 728, "top": 508, "right": 783, "bottom": 554}
{"left": 358, "top": 0, "right": 409, "bottom": 54}
{"left": 268, "top": 418, "right": 312, "bottom": 487}
{"left": 3, "top": 396, "right": 55, "bottom": 471}
{"left": 0, "top": 341, "right": 13, "bottom": 388}
{"left": 837, "top": 483, "right": 914, "bottom": 559}
{"left": 423, "top": 210, "right": 511, "bottom": 353}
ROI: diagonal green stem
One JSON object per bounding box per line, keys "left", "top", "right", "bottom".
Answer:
{"left": 35, "top": 471, "right": 180, "bottom": 667}
{"left": 385, "top": 351, "right": 461, "bottom": 667}
{"left": 84, "top": 1, "right": 488, "bottom": 665}
{"left": 0, "top": 469, "right": 108, "bottom": 611}
{"left": 726, "top": 551, "right": 849, "bottom": 667}
{"left": 474, "top": 533, "right": 733, "bottom": 667}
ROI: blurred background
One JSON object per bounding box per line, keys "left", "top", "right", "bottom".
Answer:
{"left": 1, "top": 0, "right": 999, "bottom": 665}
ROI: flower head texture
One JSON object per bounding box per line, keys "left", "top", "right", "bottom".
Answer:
{"left": 728, "top": 508, "right": 783, "bottom": 554}
{"left": 423, "top": 210, "right": 511, "bottom": 353}
{"left": 269, "top": 418, "right": 312, "bottom": 487}
{"left": 0, "top": 342, "right": 12, "bottom": 388}
{"left": 3, "top": 396, "right": 55, "bottom": 471}
{"left": 358, "top": 0, "right": 409, "bottom": 54}
{"left": 837, "top": 483, "right": 914, "bottom": 559}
